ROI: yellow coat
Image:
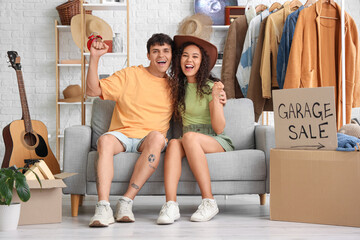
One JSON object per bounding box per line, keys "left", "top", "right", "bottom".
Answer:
{"left": 260, "top": 2, "right": 293, "bottom": 99}
{"left": 284, "top": 1, "right": 360, "bottom": 130}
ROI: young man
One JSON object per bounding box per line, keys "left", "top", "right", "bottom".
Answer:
{"left": 87, "top": 33, "right": 174, "bottom": 227}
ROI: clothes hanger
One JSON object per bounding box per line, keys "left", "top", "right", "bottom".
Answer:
{"left": 289, "top": 0, "right": 303, "bottom": 10}
{"left": 304, "top": 0, "right": 317, "bottom": 7}
{"left": 269, "top": 2, "right": 282, "bottom": 12}
{"left": 320, "top": 0, "right": 338, "bottom": 20}
{"left": 255, "top": 4, "right": 268, "bottom": 13}
{"left": 323, "top": 0, "right": 336, "bottom": 8}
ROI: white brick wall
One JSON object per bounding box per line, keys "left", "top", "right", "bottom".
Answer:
{"left": 0, "top": 0, "right": 360, "bottom": 164}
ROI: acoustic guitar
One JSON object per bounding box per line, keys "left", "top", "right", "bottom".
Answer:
{"left": 2, "top": 51, "right": 60, "bottom": 174}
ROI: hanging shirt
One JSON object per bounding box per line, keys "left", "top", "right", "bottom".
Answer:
{"left": 260, "top": 1, "right": 294, "bottom": 99}
{"left": 277, "top": 5, "right": 304, "bottom": 89}
{"left": 245, "top": 5, "right": 257, "bottom": 25}
{"left": 247, "top": 16, "right": 273, "bottom": 122}
{"left": 236, "top": 9, "right": 269, "bottom": 97}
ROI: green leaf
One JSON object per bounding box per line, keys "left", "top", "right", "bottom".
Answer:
{"left": 2, "top": 168, "right": 14, "bottom": 178}
{"left": 14, "top": 171, "right": 30, "bottom": 202}
{"left": 0, "top": 174, "right": 13, "bottom": 205}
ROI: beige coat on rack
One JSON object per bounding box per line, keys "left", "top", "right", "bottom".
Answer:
{"left": 260, "top": 1, "right": 295, "bottom": 99}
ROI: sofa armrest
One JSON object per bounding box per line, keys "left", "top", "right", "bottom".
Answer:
{"left": 255, "top": 125, "right": 275, "bottom": 193}
{"left": 62, "top": 125, "right": 92, "bottom": 195}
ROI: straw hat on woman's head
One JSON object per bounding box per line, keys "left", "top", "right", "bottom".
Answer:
{"left": 174, "top": 13, "right": 217, "bottom": 70}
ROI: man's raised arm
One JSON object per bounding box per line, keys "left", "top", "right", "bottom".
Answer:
{"left": 86, "top": 40, "right": 109, "bottom": 97}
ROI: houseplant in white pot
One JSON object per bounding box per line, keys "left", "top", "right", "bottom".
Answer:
{"left": 0, "top": 166, "right": 40, "bottom": 231}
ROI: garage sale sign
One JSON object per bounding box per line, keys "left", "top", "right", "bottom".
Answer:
{"left": 272, "top": 87, "right": 338, "bottom": 150}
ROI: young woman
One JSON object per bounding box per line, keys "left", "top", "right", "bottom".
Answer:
{"left": 157, "top": 35, "right": 234, "bottom": 224}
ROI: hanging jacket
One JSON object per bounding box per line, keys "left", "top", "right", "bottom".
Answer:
{"left": 260, "top": 2, "right": 294, "bottom": 99}
{"left": 221, "top": 15, "right": 248, "bottom": 99}
{"left": 277, "top": 5, "right": 304, "bottom": 89}
{"left": 236, "top": 9, "right": 269, "bottom": 97}
{"left": 247, "top": 16, "right": 273, "bottom": 122}
{"left": 284, "top": 1, "right": 360, "bottom": 130}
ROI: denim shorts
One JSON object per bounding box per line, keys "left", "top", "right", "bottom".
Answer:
{"left": 101, "top": 131, "right": 167, "bottom": 153}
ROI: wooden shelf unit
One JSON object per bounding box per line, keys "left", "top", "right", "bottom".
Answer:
{"left": 55, "top": 0, "right": 130, "bottom": 162}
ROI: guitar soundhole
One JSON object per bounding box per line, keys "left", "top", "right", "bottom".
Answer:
{"left": 24, "top": 132, "right": 37, "bottom": 147}
{"left": 35, "top": 134, "right": 48, "bottom": 157}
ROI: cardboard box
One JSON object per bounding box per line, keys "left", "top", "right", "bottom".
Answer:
{"left": 12, "top": 173, "right": 76, "bottom": 225}
{"left": 270, "top": 149, "right": 360, "bottom": 227}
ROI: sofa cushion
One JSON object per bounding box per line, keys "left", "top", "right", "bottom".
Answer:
{"left": 87, "top": 149, "right": 266, "bottom": 182}
{"left": 90, "top": 98, "right": 256, "bottom": 151}
{"left": 223, "top": 98, "right": 255, "bottom": 150}
{"left": 91, "top": 98, "right": 174, "bottom": 150}
{"left": 90, "top": 98, "right": 116, "bottom": 150}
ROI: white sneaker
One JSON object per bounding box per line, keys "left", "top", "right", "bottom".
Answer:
{"left": 89, "top": 201, "right": 115, "bottom": 227}
{"left": 115, "top": 196, "right": 135, "bottom": 222}
{"left": 190, "top": 198, "right": 219, "bottom": 222}
{"left": 157, "top": 201, "right": 181, "bottom": 225}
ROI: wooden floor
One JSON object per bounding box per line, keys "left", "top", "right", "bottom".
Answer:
{"left": 3, "top": 194, "right": 360, "bottom": 239}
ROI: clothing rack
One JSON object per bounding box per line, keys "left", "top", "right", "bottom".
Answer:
{"left": 243, "top": 0, "right": 348, "bottom": 126}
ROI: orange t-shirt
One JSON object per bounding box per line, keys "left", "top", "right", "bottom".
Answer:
{"left": 99, "top": 65, "right": 172, "bottom": 138}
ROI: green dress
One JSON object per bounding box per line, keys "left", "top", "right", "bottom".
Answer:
{"left": 181, "top": 81, "right": 234, "bottom": 152}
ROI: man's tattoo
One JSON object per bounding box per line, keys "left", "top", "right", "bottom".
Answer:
{"left": 149, "top": 164, "right": 156, "bottom": 170}
{"left": 131, "top": 183, "right": 139, "bottom": 190}
{"left": 148, "top": 154, "right": 155, "bottom": 163}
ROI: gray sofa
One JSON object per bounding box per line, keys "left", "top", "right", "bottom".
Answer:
{"left": 63, "top": 98, "right": 275, "bottom": 216}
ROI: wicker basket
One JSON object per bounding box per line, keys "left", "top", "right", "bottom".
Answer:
{"left": 56, "top": 0, "right": 92, "bottom": 25}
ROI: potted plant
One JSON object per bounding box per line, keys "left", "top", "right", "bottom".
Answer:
{"left": 0, "top": 166, "right": 41, "bottom": 231}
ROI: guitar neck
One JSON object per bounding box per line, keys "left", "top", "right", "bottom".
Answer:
{"left": 16, "top": 70, "right": 33, "bottom": 133}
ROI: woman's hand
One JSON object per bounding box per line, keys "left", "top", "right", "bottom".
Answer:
{"left": 212, "top": 82, "right": 227, "bottom": 106}
{"left": 219, "top": 90, "right": 226, "bottom": 105}
{"left": 210, "top": 81, "right": 226, "bottom": 134}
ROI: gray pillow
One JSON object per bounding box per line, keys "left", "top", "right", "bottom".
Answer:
{"left": 224, "top": 98, "right": 255, "bottom": 150}
{"left": 90, "top": 98, "right": 116, "bottom": 150}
